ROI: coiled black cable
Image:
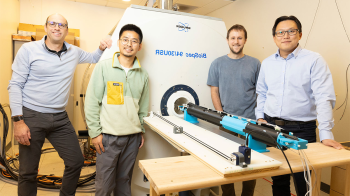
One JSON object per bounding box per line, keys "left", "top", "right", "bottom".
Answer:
{"left": 262, "top": 130, "right": 300, "bottom": 196}
{"left": 0, "top": 104, "right": 9, "bottom": 158}
{"left": 0, "top": 103, "right": 96, "bottom": 189}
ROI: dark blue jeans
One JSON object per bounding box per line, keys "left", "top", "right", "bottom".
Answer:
{"left": 264, "top": 114, "right": 317, "bottom": 196}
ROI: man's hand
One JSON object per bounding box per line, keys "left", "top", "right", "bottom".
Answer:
{"left": 14, "top": 120, "right": 31, "bottom": 146}
{"left": 13, "top": 120, "right": 32, "bottom": 146}
{"left": 99, "top": 37, "right": 112, "bottom": 51}
{"left": 92, "top": 134, "right": 105, "bottom": 154}
{"left": 139, "top": 133, "right": 144, "bottom": 149}
{"left": 257, "top": 118, "right": 267, "bottom": 123}
{"left": 210, "top": 86, "right": 224, "bottom": 112}
{"left": 322, "top": 139, "right": 345, "bottom": 150}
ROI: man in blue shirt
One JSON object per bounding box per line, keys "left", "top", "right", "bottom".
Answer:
{"left": 256, "top": 15, "right": 343, "bottom": 196}
{"left": 8, "top": 14, "right": 112, "bottom": 196}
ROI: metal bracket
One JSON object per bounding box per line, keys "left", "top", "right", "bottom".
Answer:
{"left": 239, "top": 145, "right": 251, "bottom": 165}
{"left": 231, "top": 152, "right": 247, "bottom": 168}
{"left": 173, "top": 126, "right": 183, "bottom": 134}
{"left": 143, "top": 175, "right": 149, "bottom": 182}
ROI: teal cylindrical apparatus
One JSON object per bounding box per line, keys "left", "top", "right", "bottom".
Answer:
{"left": 220, "top": 116, "right": 247, "bottom": 136}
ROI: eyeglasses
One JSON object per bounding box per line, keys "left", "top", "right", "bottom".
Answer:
{"left": 275, "top": 29, "right": 299, "bottom": 37}
{"left": 47, "top": 21, "right": 68, "bottom": 29}
{"left": 120, "top": 38, "right": 139, "bottom": 45}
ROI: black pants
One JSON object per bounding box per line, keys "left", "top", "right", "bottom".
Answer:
{"left": 18, "top": 107, "right": 84, "bottom": 196}
{"left": 264, "top": 114, "right": 317, "bottom": 196}
{"left": 221, "top": 180, "right": 256, "bottom": 196}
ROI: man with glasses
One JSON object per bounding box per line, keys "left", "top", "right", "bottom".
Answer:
{"left": 8, "top": 13, "right": 112, "bottom": 196}
{"left": 256, "top": 15, "right": 344, "bottom": 196}
{"left": 207, "top": 24, "right": 260, "bottom": 196}
{"left": 84, "top": 24, "right": 149, "bottom": 196}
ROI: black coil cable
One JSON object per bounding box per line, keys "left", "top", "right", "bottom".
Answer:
{"left": 0, "top": 103, "right": 96, "bottom": 189}
{"left": 334, "top": 0, "right": 350, "bottom": 120}
{"left": 0, "top": 104, "right": 19, "bottom": 181}
{"left": 244, "top": 128, "right": 301, "bottom": 196}
{"left": 0, "top": 104, "right": 9, "bottom": 158}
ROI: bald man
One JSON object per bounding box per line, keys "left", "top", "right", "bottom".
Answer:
{"left": 8, "top": 14, "right": 112, "bottom": 196}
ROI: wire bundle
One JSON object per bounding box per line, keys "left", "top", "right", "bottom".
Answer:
{"left": 246, "top": 125, "right": 316, "bottom": 196}
{"left": 0, "top": 103, "right": 97, "bottom": 192}
{"left": 298, "top": 150, "right": 317, "bottom": 196}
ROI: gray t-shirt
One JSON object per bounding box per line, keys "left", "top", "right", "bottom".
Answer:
{"left": 207, "top": 55, "right": 261, "bottom": 119}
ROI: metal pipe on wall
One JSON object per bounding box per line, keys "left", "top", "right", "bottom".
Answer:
{"left": 159, "top": 0, "right": 173, "bottom": 10}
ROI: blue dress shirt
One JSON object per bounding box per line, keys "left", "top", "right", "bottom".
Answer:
{"left": 255, "top": 45, "right": 336, "bottom": 141}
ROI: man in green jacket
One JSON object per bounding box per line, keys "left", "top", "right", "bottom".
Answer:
{"left": 84, "top": 24, "right": 149, "bottom": 196}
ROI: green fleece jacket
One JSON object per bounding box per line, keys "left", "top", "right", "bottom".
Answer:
{"left": 85, "top": 52, "right": 149, "bottom": 138}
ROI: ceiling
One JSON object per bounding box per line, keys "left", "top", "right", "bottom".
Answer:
{"left": 66, "top": 0, "right": 234, "bottom": 15}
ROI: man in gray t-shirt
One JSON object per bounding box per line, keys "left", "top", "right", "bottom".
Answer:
{"left": 207, "top": 24, "right": 260, "bottom": 196}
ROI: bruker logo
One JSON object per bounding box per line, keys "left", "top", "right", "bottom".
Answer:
{"left": 176, "top": 22, "right": 191, "bottom": 32}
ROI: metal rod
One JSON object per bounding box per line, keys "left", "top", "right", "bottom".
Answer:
{"left": 182, "top": 131, "right": 232, "bottom": 161}
{"left": 152, "top": 112, "right": 233, "bottom": 162}
{"left": 152, "top": 112, "right": 180, "bottom": 128}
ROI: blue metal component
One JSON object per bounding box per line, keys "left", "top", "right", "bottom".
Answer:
{"left": 184, "top": 109, "right": 199, "bottom": 124}
{"left": 277, "top": 133, "right": 308, "bottom": 150}
{"left": 220, "top": 116, "right": 247, "bottom": 136}
{"left": 247, "top": 135, "right": 270, "bottom": 153}
{"left": 181, "top": 104, "right": 308, "bottom": 154}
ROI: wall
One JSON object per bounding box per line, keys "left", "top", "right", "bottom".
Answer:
{"left": 206, "top": 0, "right": 350, "bottom": 186}
{"left": 19, "top": 0, "right": 125, "bottom": 52}
{"left": 0, "top": 0, "right": 20, "bottom": 149}
{"left": 19, "top": 0, "right": 126, "bottom": 130}
{"left": 15, "top": 0, "right": 350, "bottom": 187}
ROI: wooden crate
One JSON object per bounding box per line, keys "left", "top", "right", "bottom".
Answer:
{"left": 330, "top": 142, "right": 350, "bottom": 196}
{"left": 36, "top": 28, "right": 75, "bottom": 45}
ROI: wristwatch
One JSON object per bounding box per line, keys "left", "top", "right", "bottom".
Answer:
{"left": 12, "top": 115, "right": 24, "bottom": 122}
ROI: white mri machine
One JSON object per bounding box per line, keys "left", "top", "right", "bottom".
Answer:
{"left": 78, "top": 4, "right": 229, "bottom": 195}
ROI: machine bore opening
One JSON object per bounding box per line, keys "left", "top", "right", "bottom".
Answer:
{"left": 174, "top": 97, "right": 189, "bottom": 114}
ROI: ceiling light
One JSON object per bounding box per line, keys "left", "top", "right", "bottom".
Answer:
{"left": 123, "top": 0, "right": 131, "bottom": 1}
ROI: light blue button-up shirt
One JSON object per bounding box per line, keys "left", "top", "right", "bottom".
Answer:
{"left": 255, "top": 45, "right": 336, "bottom": 141}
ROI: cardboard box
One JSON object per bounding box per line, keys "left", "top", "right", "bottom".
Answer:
{"left": 19, "top": 23, "right": 80, "bottom": 46}
{"left": 36, "top": 28, "right": 75, "bottom": 45}
{"left": 19, "top": 23, "right": 80, "bottom": 36}
{"left": 12, "top": 34, "right": 34, "bottom": 42}
{"left": 74, "top": 37, "right": 80, "bottom": 47}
